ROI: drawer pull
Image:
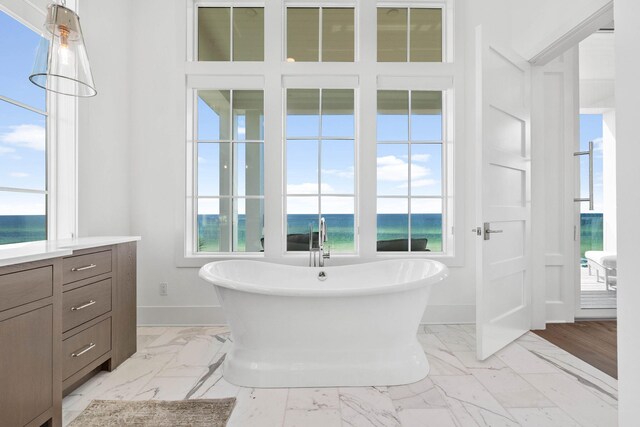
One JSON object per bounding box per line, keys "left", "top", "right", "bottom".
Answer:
{"left": 71, "top": 300, "right": 96, "bottom": 311}
{"left": 71, "top": 342, "right": 96, "bottom": 358}
{"left": 71, "top": 264, "right": 97, "bottom": 272}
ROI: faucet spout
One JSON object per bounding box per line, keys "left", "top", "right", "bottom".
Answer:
{"left": 319, "top": 217, "right": 330, "bottom": 267}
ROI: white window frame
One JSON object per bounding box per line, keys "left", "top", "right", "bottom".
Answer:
{"left": 0, "top": 1, "right": 78, "bottom": 243}
{"left": 180, "top": 0, "right": 462, "bottom": 267}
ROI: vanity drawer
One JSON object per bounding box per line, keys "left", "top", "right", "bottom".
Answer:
{"left": 62, "top": 318, "right": 111, "bottom": 380}
{"left": 63, "top": 250, "right": 112, "bottom": 284}
{"left": 63, "top": 279, "right": 112, "bottom": 332}
{"left": 0, "top": 266, "right": 53, "bottom": 312}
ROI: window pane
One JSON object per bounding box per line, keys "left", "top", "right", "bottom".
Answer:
{"left": 198, "top": 8, "right": 231, "bottom": 61}
{"left": 411, "top": 91, "right": 442, "bottom": 141}
{"left": 377, "top": 91, "right": 409, "bottom": 141}
{"left": 233, "top": 90, "right": 264, "bottom": 141}
{"left": 411, "top": 198, "right": 442, "bottom": 252}
{"left": 377, "top": 198, "right": 408, "bottom": 251}
{"left": 198, "top": 198, "right": 225, "bottom": 252}
{"left": 411, "top": 144, "right": 442, "bottom": 197}
{"left": 322, "top": 89, "right": 354, "bottom": 138}
{"left": 0, "top": 100, "right": 46, "bottom": 191}
{"left": 377, "top": 144, "right": 408, "bottom": 196}
{"left": 287, "top": 89, "right": 320, "bottom": 137}
{"left": 377, "top": 8, "right": 407, "bottom": 62}
{"left": 0, "top": 11, "right": 46, "bottom": 111}
{"left": 198, "top": 91, "right": 230, "bottom": 140}
{"left": 235, "top": 198, "right": 264, "bottom": 252}
{"left": 410, "top": 8, "right": 442, "bottom": 62}
{"left": 322, "top": 197, "right": 354, "bottom": 253}
{"left": 322, "top": 8, "right": 354, "bottom": 62}
{"left": 287, "top": 140, "right": 318, "bottom": 194}
{"left": 198, "top": 143, "right": 231, "bottom": 196}
{"left": 233, "top": 8, "right": 264, "bottom": 61}
{"left": 322, "top": 140, "right": 354, "bottom": 194}
{"left": 287, "top": 8, "right": 319, "bottom": 62}
{"left": 0, "top": 191, "right": 46, "bottom": 244}
{"left": 287, "top": 196, "right": 318, "bottom": 251}
{"left": 235, "top": 143, "right": 264, "bottom": 196}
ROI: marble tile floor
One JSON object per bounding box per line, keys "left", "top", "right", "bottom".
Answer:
{"left": 62, "top": 325, "right": 618, "bottom": 427}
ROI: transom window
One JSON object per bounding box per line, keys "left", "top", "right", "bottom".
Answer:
{"left": 286, "top": 7, "right": 355, "bottom": 62}
{"left": 377, "top": 7, "right": 443, "bottom": 62}
{"left": 0, "top": 11, "right": 48, "bottom": 245}
{"left": 195, "top": 90, "right": 264, "bottom": 253}
{"left": 376, "top": 90, "right": 444, "bottom": 252}
{"left": 285, "top": 89, "right": 356, "bottom": 253}
{"left": 198, "top": 7, "right": 264, "bottom": 61}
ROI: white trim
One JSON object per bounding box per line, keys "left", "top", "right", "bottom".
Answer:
{"left": 137, "top": 303, "right": 474, "bottom": 325}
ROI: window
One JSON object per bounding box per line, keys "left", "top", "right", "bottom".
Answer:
{"left": 286, "top": 7, "right": 355, "bottom": 62}
{"left": 377, "top": 7, "right": 442, "bottom": 62}
{"left": 198, "top": 7, "right": 264, "bottom": 61}
{"left": 377, "top": 90, "right": 444, "bottom": 252}
{"left": 285, "top": 89, "right": 356, "bottom": 253}
{"left": 0, "top": 11, "right": 47, "bottom": 245}
{"left": 195, "top": 90, "right": 264, "bottom": 253}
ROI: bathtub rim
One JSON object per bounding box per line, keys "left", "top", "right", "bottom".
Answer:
{"left": 199, "top": 258, "right": 448, "bottom": 298}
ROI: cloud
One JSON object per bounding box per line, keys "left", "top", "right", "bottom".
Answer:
{"left": 0, "top": 146, "right": 16, "bottom": 155}
{"left": 9, "top": 172, "right": 29, "bottom": 178}
{"left": 322, "top": 166, "right": 354, "bottom": 179}
{"left": 287, "top": 182, "right": 334, "bottom": 194}
{"left": 377, "top": 155, "right": 431, "bottom": 182}
{"left": 411, "top": 154, "right": 432, "bottom": 163}
{"left": 0, "top": 124, "right": 46, "bottom": 151}
{"left": 398, "top": 179, "right": 437, "bottom": 189}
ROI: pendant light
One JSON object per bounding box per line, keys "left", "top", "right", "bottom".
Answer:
{"left": 29, "top": 1, "right": 97, "bottom": 97}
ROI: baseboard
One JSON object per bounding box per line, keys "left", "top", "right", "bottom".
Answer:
{"left": 137, "top": 304, "right": 476, "bottom": 326}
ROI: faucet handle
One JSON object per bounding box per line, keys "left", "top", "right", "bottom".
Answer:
{"left": 323, "top": 244, "right": 331, "bottom": 259}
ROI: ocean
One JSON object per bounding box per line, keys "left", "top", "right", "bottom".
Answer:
{"left": 0, "top": 213, "right": 604, "bottom": 257}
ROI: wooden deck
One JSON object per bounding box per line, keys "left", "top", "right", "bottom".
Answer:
{"left": 533, "top": 321, "right": 617, "bottom": 379}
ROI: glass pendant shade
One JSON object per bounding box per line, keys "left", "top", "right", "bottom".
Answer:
{"left": 29, "top": 3, "right": 96, "bottom": 97}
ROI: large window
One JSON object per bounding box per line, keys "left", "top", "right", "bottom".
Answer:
{"left": 377, "top": 90, "right": 443, "bottom": 252}
{"left": 0, "top": 11, "right": 48, "bottom": 245}
{"left": 285, "top": 89, "right": 356, "bottom": 253}
{"left": 377, "top": 7, "right": 443, "bottom": 62}
{"left": 198, "top": 7, "right": 264, "bottom": 61}
{"left": 195, "top": 90, "right": 264, "bottom": 253}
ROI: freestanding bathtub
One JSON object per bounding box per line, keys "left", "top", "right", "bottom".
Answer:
{"left": 199, "top": 259, "right": 448, "bottom": 388}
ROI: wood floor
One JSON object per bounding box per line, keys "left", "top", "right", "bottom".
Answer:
{"left": 533, "top": 321, "right": 617, "bottom": 379}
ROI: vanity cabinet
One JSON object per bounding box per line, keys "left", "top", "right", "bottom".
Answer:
{"left": 0, "top": 241, "right": 137, "bottom": 427}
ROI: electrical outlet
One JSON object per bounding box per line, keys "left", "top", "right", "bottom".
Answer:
{"left": 159, "top": 282, "right": 168, "bottom": 296}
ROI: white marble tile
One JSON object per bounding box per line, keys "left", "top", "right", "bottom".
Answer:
{"left": 453, "top": 351, "right": 506, "bottom": 370}
{"left": 508, "top": 407, "right": 581, "bottom": 427}
{"left": 189, "top": 375, "right": 241, "bottom": 399}
{"left": 137, "top": 326, "right": 168, "bottom": 336}
{"left": 286, "top": 388, "right": 340, "bottom": 410}
{"left": 227, "top": 387, "right": 288, "bottom": 427}
{"left": 137, "top": 335, "right": 159, "bottom": 350}
{"left": 132, "top": 376, "right": 200, "bottom": 400}
{"left": 470, "top": 366, "right": 554, "bottom": 408}
{"left": 496, "top": 342, "right": 561, "bottom": 374}
{"left": 417, "top": 334, "right": 469, "bottom": 375}
{"left": 387, "top": 377, "right": 447, "bottom": 411}
{"left": 431, "top": 375, "right": 519, "bottom": 427}
{"left": 429, "top": 325, "right": 476, "bottom": 352}
{"left": 157, "top": 334, "right": 223, "bottom": 376}
{"left": 397, "top": 408, "right": 458, "bottom": 427}
{"left": 522, "top": 373, "right": 618, "bottom": 427}
{"left": 339, "top": 387, "right": 401, "bottom": 427}
{"left": 62, "top": 410, "right": 82, "bottom": 427}
{"left": 283, "top": 409, "right": 342, "bottom": 427}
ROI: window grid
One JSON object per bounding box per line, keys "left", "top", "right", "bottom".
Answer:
{"left": 285, "top": 88, "right": 357, "bottom": 253}
{"left": 377, "top": 90, "right": 444, "bottom": 253}
{"left": 194, "top": 90, "right": 265, "bottom": 253}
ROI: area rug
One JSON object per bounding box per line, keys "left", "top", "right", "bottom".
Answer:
{"left": 68, "top": 398, "right": 236, "bottom": 426}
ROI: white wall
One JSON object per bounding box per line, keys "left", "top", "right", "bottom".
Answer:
{"left": 615, "top": 0, "right": 640, "bottom": 421}
{"left": 77, "top": 0, "right": 132, "bottom": 237}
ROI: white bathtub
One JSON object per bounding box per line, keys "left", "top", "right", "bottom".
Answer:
{"left": 199, "top": 259, "right": 448, "bottom": 388}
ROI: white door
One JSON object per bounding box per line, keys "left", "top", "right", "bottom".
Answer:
{"left": 475, "top": 27, "right": 532, "bottom": 360}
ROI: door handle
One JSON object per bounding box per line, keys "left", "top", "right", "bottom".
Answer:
{"left": 573, "top": 140, "right": 594, "bottom": 211}
{"left": 483, "top": 222, "right": 503, "bottom": 240}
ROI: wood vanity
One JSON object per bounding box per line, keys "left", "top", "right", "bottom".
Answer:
{"left": 0, "top": 238, "right": 139, "bottom": 427}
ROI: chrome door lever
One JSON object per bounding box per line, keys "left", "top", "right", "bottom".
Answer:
{"left": 483, "top": 222, "right": 503, "bottom": 240}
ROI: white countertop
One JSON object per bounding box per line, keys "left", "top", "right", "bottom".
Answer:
{"left": 0, "top": 236, "right": 141, "bottom": 267}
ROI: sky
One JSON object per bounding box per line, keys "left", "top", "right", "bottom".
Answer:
{"left": 196, "top": 91, "right": 444, "bottom": 216}
{"left": 0, "top": 11, "right": 47, "bottom": 215}
{"left": 579, "top": 114, "right": 604, "bottom": 213}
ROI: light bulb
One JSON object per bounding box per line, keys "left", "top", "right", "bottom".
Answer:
{"left": 58, "top": 25, "right": 71, "bottom": 65}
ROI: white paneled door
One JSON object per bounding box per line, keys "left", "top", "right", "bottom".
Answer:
{"left": 475, "top": 27, "right": 532, "bottom": 360}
